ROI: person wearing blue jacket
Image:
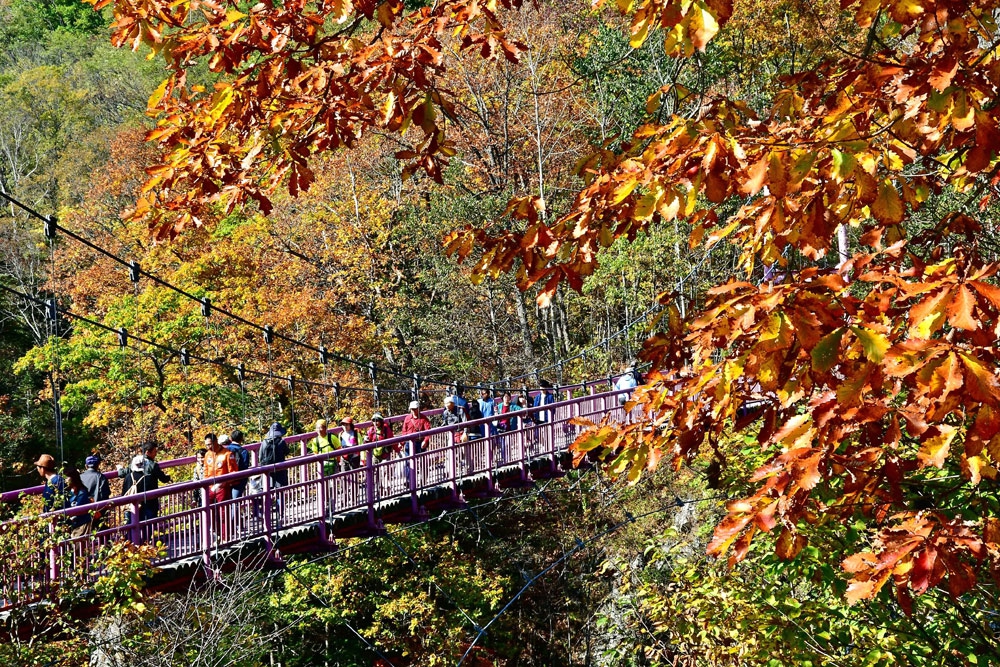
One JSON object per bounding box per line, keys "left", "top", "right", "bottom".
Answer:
{"left": 478, "top": 388, "right": 496, "bottom": 436}
{"left": 532, "top": 381, "right": 556, "bottom": 424}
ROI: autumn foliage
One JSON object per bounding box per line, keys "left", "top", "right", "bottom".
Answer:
{"left": 88, "top": 0, "right": 1000, "bottom": 611}
{"left": 532, "top": 0, "right": 1000, "bottom": 607}
{"left": 87, "top": 0, "right": 527, "bottom": 238}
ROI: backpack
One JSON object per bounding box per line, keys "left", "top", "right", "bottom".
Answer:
{"left": 631, "top": 369, "right": 644, "bottom": 385}
{"left": 123, "top": 469, "right": 145, "bottom": 496}
{"left": 259, "top": 437, "right": 279, "bottom": 466}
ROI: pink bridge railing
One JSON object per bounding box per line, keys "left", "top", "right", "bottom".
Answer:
{"left": 0, "top": 379, "right": 638, "bottom": 611}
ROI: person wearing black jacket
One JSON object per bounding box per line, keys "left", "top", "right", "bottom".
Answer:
{"left": 80, "top": 455, "right": 111, "bottom": 502}
{"left": 122, "top": 441, "right": 171, "bottom": 521}
{"left": 80, "top": 454, "right": 111, "bottom": 529}
{"left": 259, "top": 422, "right": 289, "bottom": 488}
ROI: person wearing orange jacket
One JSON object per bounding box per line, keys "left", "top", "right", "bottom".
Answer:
{"left": 203, "top": 432, "right": 238, "bottom": 542}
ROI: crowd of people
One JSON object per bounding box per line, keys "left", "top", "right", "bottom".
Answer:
{"left": 29, "top": 372, "right": 642, "bottom": 535}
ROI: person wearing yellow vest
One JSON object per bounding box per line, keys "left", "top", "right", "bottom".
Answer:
{"left": 309, "top": 419, "right": 341, "bottom": 474}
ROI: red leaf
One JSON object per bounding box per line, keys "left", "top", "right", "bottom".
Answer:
{"left": 910, "top": 546, "right": 937, "bottom": 594}
{"left": 775, "top": 527, "right": 807, "bottom": 560}
{"left": 946, "top": 284, "right": 979, "bottom": 330}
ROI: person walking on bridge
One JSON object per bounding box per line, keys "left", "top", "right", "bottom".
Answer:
{"left": 309, "top": 419, "right": 340, "bottom": 475}
{"left": 204, "top": 434, "right": 238, "bottom": 500}
{"left": 615, "top": 365, "right": 640, "bottom": 406}
{"left": 402, "top": 401, "right": 431, "bottom": 455}
{"left": 478, "top": 388, "right": 497, "bottom": 437}
{"left": 259, "top": 422, "right": 290, "bottom": 528}
{"left": 439, "top": 395, "right": 466, "bottom": 434}
{"left": 366, "top": 413, "right": 396, "bottom": 493}
{"left": 80, "top": 454, "right": 110, "bottom": 529}
{"left": 63, "top": 467, "right": 93, "bottom": 537}
{"left": 339, "top": 418, "right": 362, "bottom": 469}
{"left": 402, "top": 401, "right": 431, "bottom": 487}
{"left": 532, "top": 380, "right": 556, "bottom": 424}
{"left": 365, "top": 413, "right": 395, "bottom": 463}
{"left": 496, "top": 392, "right": 522, "bottom": 464}
{"left": 615, "top": 365, "right": 642, "bottom": 423}
{"left": 225, "top": 431, "right": 252, "bottom": 499}
{"left": 204, "top": 433, "right": 238, "bottom": 542}
{"left": 122, "top": 441, "right": 171, "bottom": 523}
{"left": 259, "top": 423, "right": 290, "bottom": 488}
{"left": 449, "top": 384, "right": 468, "bottom": 411}
{"left": 35, "top": 454, "right": 65, "bottom": 512}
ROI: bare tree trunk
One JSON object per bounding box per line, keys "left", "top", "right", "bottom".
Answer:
{"left": 513, "top": 287, "right": 533, "bottom": 360}
{"left": 837, "top": 224, "right": 849, "bottom": 267}
{"left": 487, "top": 283, "right": 504, "bottom": 379}
{"left": 556, "top": 290, "right": 572, "bottom": 357}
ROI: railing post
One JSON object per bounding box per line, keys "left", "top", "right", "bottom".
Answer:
{"left": 262, "top": 473, "right": 274, "bottom": 556}
{"left": 519, "top": 425, "right": 528, "bottom": 484}
{"left": 549, "top": 410, "right": 557, "bottom": 471}
{"left": 365, "top": 450, "right": 377, "bottom": 530}
{"left": 317, "top": 460, "right": 329, "bottom": 547}
{"left": 200, "top": 485, "right": 211, "bottom": 565}
{"left": 409, "top": 447, "right": 419, "bottom": 516}
{"left": 487, "top": 429, "right": 496, "bottom": 495}
{"left": 448, "top": 435, "right": 459, "bottom": 502}
{"left": 129, "top": 500, "right": 141, "bottom": 545}
{"left": 47, "top": 518, "right": 59, "bottom": 584}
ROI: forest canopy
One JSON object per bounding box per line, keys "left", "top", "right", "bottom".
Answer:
{"left": 2, "top": 0, "right": 1000, "bottom": 664}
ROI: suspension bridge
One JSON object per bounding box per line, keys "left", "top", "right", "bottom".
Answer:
{"left": 0, "top": 378, "right": 635, "bottom": 616}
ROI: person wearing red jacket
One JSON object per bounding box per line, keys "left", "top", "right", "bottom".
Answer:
{"left": 401, "top": 401, "right": 432, "bottom": 487}
{"left": 402, "top": 401, "right": 431, "bottom": 455}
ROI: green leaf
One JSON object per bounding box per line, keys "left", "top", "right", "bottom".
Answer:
{"left": 811, "top": 327, "right": 845, "bottom": 372}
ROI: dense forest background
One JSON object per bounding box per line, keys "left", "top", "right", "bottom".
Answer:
{"left": 0, "top": 0, "right": 996, "bottom": 665}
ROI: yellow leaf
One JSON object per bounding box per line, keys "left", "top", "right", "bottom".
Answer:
{"left": 890, "top": 0, "right": 925, "bottom": 23}
{"left": 208, "top": 86, "right": 234, "bottom": 120}
{"left": 963, "top": 454, "right": 984, "bottom": 485}
{"left": 331, "top": 0, "right": 353, "bottom": 24}
{"left": 917, "top": 425, "right": 957, "bottom": 468}
{"left": 382, "top": 90, "right": 396, "bottom": 126}
{"left": 850, "top": 326, "right": 890, "bottom": 362}
{"left": 830, "top": 148, "right": 856, "bottom": 182}
{"left": 689, "top": 2, "right": 720, "bottom": 51}
{"left": 629, "top": 7, "right": 654, "bottom": 47}
{"left": 147, "top": 79, "right": 169, "bottom": 111}
{"left": 222, "top": 9, "right": 246, "bottom": 27}
{"left": 610, "top": 176, "right": 638, "bottom": 204}
{"left": 871, "top": 180, "right": 904, "bottom": 224}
